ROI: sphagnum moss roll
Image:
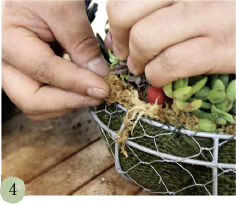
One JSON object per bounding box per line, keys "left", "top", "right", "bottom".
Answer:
{"left": 91, "top": 33, "right": 236, "bottom": 195}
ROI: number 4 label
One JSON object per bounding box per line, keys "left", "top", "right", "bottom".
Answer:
{"left": 1, "top": 177, "right": 25, "bottom": 203}
{"left": 9, "top": 183, "right": 17, "bottom": 195}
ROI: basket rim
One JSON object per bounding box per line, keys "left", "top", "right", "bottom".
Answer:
{"left": 90, "top": 105, "right": 236, "bottom": 170}
{"left": 115, "top": 104, "right": 236, "bottom": 140}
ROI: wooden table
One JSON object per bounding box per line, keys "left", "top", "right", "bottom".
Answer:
{"left": 2, "top": 104, "right": 152, "bottom": 195}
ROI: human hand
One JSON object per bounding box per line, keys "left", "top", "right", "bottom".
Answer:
{"left": 2, "top": 0, "right": 110, "bottom": 121}
{"left": 105, "top": 1, "right": 235, "bottom": 87}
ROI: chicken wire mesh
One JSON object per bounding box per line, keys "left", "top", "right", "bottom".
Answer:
{"left": 89, "top": 103, "right": 236, "bottom": 195}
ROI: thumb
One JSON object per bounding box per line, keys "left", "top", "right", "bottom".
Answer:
{"left": 43, "top": 1, "right": 110, "bottom": 78}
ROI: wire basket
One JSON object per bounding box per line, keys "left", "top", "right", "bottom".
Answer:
{"left": 90, "top": 103, "right": 236, "bottom": 195}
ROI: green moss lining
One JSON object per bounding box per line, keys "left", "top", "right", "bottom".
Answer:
{"left": 95, "top": 103, "right": 236, "bottom": 195}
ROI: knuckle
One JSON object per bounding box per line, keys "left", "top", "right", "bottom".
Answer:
{"left": 129, "top": 25, "right": 153, "bottom": 67}
{"left": 20, "top": 99, "right": 39, "bottom": 116}
{"left": 130, "top": 24, "right": 146, "bottom": 49}
{"left": 66, "top": 76, "right": 82, "bottom": 93}
{"left": 145, "top": 68, "right": 158, "bottom": 86}
{"left": 145, "top": 50, "right": 179, "bottom": 87}
{"left": 32, "top": 61, "right": 50, "bottom": 83}
{"left": 106, "top": 1, "right": 119, "bottom": 17}
{"left": 159, "top": 49, "right": 180, "bottom": 73}
{"left": 66, "top": 103, "right": 76, "bottom": 109}
{"left": 106, "top": 1, "right": 128, "bottom": 30}
{"left": 130, "top": 25, "right": 151, "bottom": 59}
{"left": 71, "top": 35, "right": 97, "bottom": 51}
{"left": 21, "top": 105, "right": 34, "bottom": 116}
{"left": 66, "top": 101, "right": 82, "bottom": 109}
{"left": 70, "top": 35, "right": 100, "bottom": 64}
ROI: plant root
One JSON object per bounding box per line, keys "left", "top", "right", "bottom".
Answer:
{"left": 105, "top": 72, "right": 236, "bottom": 157}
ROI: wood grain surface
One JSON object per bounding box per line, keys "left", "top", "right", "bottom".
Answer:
{"left": 2, "top": 105, "right": 154, "bottom": 196}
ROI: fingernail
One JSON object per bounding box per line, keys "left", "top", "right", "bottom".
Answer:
{"left": 127, "top": 56, "right": 142, "bottom": 75}
{"left": 87, "top": 88, "right": 109, "bottom": 99}
{"left": 104, "top": 32, "right": 112, "bottom": 50}
{"left": 85, "top": 56, "right": 110, "bottom": 78}
{"left": 112, "top": 43, "right": 121, "bottom": 58}
{"left": 127, "top": 56, "right": 136, "bottom": 73}
{"left": 84, "top": 99, "right": 104, "bottom": 107}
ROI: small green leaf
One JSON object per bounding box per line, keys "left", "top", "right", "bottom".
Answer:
{"left": 104, "top": 19, "right": 109, "bottom": 34}
{"left": 108, "top": 49, "right": 120, "bottom": 65}
{"left": 120, "top": 74, "right": 130, "bottom": 80}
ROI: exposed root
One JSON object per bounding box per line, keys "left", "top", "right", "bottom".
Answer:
{"left": 121, "top": 142, "right": 128, "bottom": 158}
{"left": 105, "top": 72, "right": 236, "bottom": 157}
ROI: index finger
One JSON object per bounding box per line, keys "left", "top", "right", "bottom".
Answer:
{"left": 3, "top": 28, "right": 110, "bottom": 99}
{"left": 106, "top": 0, "right": 172, "bottom": 60}
{"left": 43, "top": 0, "right": 110, "bottom": 77}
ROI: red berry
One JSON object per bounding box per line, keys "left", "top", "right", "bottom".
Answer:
{"left": 147, "top": 86, "right": 169, "bottom": 105}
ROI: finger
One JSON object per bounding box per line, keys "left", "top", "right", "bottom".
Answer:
{"left": 28, "top": 85, "right": 104, "bottom": 115}
{"left": 145, "top": 37, "right": 235, "bottom": 87}
{"left": 127, "top": 3, "right": 205, "bottom": 75}
{"left": 2, "top": 63, "right": 104, "bottom": 117}
{"left": 104, "top": 31, "right": 112, "bottom": 51}
{"left": 43, "top": 1, "right": 110, "bottom": 77}
{"left": 3, "top": 28, "right": 110, "bottom": 99}
{"left": 27, "top": 109, "right": 73, "bottom": 122}
{"left": 106, "top": 0, "right": 173, "bottom": 60}
{"left": 28, "top": 95, "right": 105, "bottom": 121}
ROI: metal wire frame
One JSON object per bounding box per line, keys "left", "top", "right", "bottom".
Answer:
{"left": 89, "top": 104, "right": 236, "bottom": 195}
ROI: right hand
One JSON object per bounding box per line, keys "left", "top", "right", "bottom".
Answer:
{"left": 105, "top": 1, "right": 235, "bottom": 87}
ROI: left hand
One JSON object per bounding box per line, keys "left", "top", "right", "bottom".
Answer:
{"left": 2, "top": 0, "right": 110, "bottom": 121}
